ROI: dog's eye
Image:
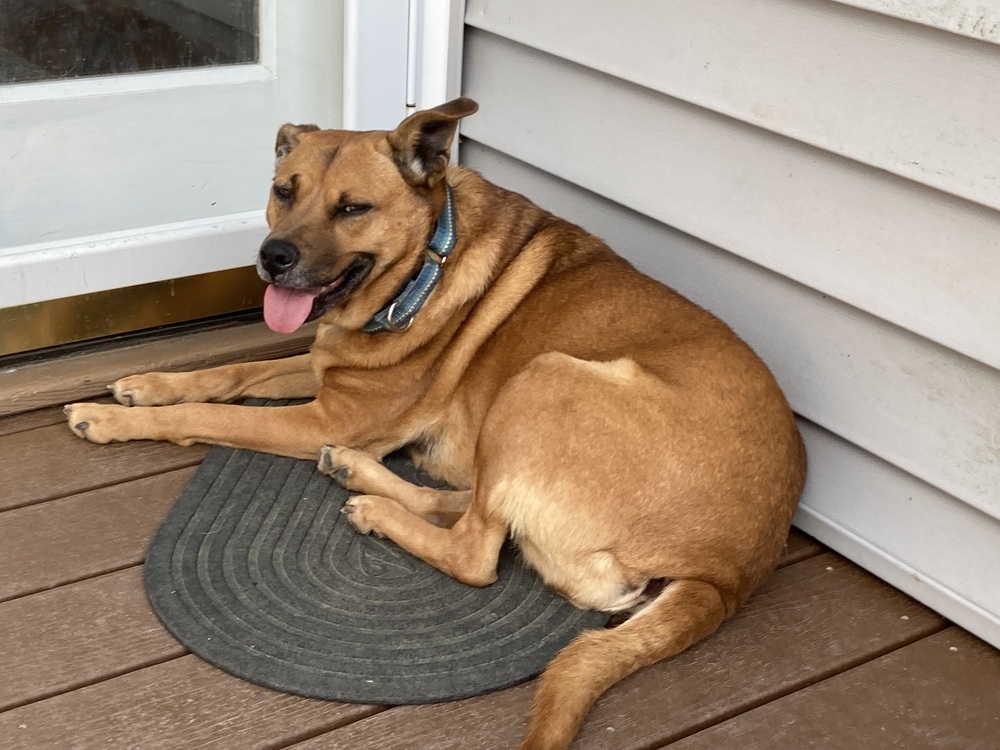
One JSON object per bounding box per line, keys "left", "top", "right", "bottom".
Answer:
{"left": 336, "top": 203, "right": 371, "bottom": 218}
{"left": 273, "top": 184, "right": 294, "bottom": 202}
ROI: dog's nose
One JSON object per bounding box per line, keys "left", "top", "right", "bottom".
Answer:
{"left": 259, "top": 239, "right": 300, "bottom": 279}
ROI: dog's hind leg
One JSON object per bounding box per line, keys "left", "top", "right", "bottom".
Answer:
{"left": 319, "top": 445, "right": 471, "bottom": 525}
{"left": 110, "top": 354, "right": 318, "bottom": 406}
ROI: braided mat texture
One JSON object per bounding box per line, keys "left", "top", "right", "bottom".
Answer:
{"left": 145, "top": 444, "right": 607, "bottom": 704}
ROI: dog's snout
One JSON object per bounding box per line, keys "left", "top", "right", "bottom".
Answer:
{"left": 259, "top": 239, "right": 300, "bottom": 279}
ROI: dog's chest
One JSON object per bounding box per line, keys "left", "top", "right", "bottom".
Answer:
{"left": 407, "top": 411, "right": 477, "bottom": 489}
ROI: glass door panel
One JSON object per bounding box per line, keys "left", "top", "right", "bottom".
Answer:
{"left": 0, "top": 0, "right": 258, "bottom": 83}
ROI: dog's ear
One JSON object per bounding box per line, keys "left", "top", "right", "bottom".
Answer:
{"left": 388, "top": 97, "right": 479, "bottom": 187}
{"left": 274, "top": 123, "right": 320, "bottom": 167}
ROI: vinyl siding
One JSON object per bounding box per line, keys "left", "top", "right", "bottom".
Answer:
{"left": 459, "top": 1, "right": 1000, "bottom": 647}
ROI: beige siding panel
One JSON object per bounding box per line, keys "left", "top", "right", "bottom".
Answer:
{"left": 461, "top": 141, "right": 1000, "bottom": 649}
{"left": 466, "top": 0, "right": 1000, "bottom": 211}
{"left": 461, "top": 140, "right": 1000, "bottom": 525}
{"left": 834, "top": 0, "right": 1000, "bottom": 43}
{"left": 462, "top": 29, "right": 1000, "bottom": 373}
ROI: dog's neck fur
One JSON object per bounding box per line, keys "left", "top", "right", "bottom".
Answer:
{"left": 363, "top": 184, "right": 458, "bottom": 334}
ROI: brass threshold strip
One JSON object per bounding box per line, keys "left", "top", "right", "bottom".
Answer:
{"left": 0, "top": 266, "right": 265, "bottom": 357}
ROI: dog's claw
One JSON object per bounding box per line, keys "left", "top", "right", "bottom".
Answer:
{"left": 114, "top": 390, "right": 135, "bottom": 407}
{"left": 341, "top": 497, "right": 379, "bottom": 535}
{"left": 318, "top": 445, "right": 353, "bottom": 488}
{"left": 65, "top": 403, "right": 133, "bottom": 444}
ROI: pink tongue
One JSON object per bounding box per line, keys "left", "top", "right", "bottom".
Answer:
{"left": 263, "top": 285, "right": 321, "bottom": 333}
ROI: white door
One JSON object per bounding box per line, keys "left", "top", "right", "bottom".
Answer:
{"left": 0, "top": 0, "right": 342, "bottom": 311}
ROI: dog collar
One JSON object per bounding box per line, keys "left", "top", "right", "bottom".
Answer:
{"left": 364, "top": 184, "right": 457, "bottom": 333}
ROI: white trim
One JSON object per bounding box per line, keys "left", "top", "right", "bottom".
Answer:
{"left": 793, "top": 419, "right": 1000, "bottom": 647}
{"left": 0, "top": 64, "right": 274, "bottom": 105}
{"left": 344, "top": 0, "right": 465, "bottom": 128}
{"left": 343, "top": 0, "right": 410, "bottom": 130}
{"left": 342, "top": 0, "right": 361, "bottom": 125}
{"left": 413, "top": 0, "right": 467, "bottom": 108}
{"left": 406, "top": 0, "right": 422, "bottom": 109}
{"left": 258, "top": 0, "right": 279, "bottom": 72}
{"left": 795, "top": 504, "right": 1000, "bottom": 650}
{"left": 0, "top": 213, "right": 268, "bottom": 308}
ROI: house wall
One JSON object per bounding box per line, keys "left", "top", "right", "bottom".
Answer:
{"left": 459, "top": 0, "right": 1000, "bottom": 646}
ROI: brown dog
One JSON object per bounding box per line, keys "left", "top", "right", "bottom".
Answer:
{"left": 66, "top": 98, "right": 805, "bottom": 749}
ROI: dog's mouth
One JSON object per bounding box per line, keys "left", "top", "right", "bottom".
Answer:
{"left": 263, "top": 255, "right": 374, "bottom": 333}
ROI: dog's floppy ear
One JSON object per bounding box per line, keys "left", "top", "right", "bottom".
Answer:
{"left": 388, "top": 97, "right": 479, "bottom": 187}
{"left": 274, "top": 123, "right": 320, "bottom": 167}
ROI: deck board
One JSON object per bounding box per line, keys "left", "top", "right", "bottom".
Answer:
{"left": 780, "top": 528, "right": 823, "bottom": 565}
{"left": 0, "top": 655, "right": 384, "bottom": 750}
{"left": 669, "top": 627, "right": 1000, "bottom": 749}
{"left": 0, "top": 320, "right": 314, "bottom": 417}
{"left": 0, "top": 422, "right": 206, "bottom": 511}
{"left": 288, "top": 554, "right": 945, "bottom": 750}
{"left": 0, "top": 405, "right": 68, "bottom": 437}
{"left": 0, "top": 469, "right": 193, "bottom": 601}
{"left": 0, "top": 566, "right": 186, "bottom": 711}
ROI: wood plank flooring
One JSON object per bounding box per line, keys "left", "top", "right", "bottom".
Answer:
{"left": 1, "top": 325, "right": 998, "bottom": 749}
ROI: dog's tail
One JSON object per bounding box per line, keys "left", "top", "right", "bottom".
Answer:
{"left": 519, "top": 579, "right": 727, "bottom": 750}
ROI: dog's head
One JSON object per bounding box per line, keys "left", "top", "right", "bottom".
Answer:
{"left": 258, "top": 97, "right": 479, "bottom": 333}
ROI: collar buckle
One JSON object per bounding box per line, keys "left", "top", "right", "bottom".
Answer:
{"left": 425, "top": 248, "right": 447, "bottom": 266}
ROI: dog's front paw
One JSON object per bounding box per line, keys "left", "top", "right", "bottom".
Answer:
{"left": 341, "top": 496, "right": 387, "bottom": 537}
{"left": 64, "top": 402, "right": 135, "bottom": 444}
{"left": 111, "top": 372, "right": 185, "bottom": 407}
{"left": 318, "top": 445, "right": 360, "bottom": 490}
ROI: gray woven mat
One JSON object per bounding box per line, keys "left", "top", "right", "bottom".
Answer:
{"left": 145, "top": 441, "right": 607, "bottom": 704}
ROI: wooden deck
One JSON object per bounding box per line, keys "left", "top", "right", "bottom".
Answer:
{"left": 2, "top": 324, "right": 999, "bottom": 749}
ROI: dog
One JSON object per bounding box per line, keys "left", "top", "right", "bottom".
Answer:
{"left": 66, "top": 97, "right": 806, "bottom": 750}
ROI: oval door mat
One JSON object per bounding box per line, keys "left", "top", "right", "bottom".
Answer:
{"left": 145, "top": 443, "right": 608, "bottom": 704}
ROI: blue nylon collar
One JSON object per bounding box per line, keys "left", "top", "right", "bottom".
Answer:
{"left": 364, "top": 184, "right": 457, "bottom": 333}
